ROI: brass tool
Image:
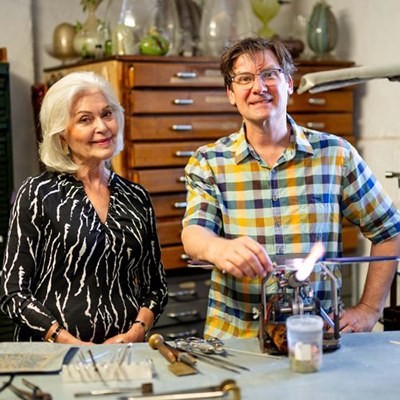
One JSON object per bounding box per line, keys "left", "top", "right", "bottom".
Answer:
{"left": 119, "top": 379, "right": 241, "bottom": 400}
{"left": 148, "top": 334, "right": 197, "bottom": 376}
{"left": 74, "top": 383, "right": 153, "bottom": 397}
{"left": 8, "top": 379, "right": 52, "bottom": 400}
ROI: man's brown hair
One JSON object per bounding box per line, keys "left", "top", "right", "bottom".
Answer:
{"left": 220, "top": 37, "right": 296, "bottom": 89}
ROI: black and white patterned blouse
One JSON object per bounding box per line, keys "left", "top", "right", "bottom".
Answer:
{"left": 0, "top": 171, "right": 168, "bottom": 342}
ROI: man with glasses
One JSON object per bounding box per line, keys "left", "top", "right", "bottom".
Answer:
{"left": 181, "top": 37, "right": 400, "bottom": 339}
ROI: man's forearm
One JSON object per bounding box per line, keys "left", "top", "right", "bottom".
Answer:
{"left": 181, "top": 225, "right": 222, "bottom": 263}
{"left": 360, "top": 233, "right": 400, "bottom": 314}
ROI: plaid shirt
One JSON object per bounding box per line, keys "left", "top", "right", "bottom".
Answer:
{"left": 183, "top": 115, "right": 400, "bottom": 339}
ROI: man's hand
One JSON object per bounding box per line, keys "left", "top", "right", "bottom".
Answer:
{"left": 331, "top": 302, "right": 381, "bottom": 333}
{"left": 210, "top": 236, "right": 274, "bottom": 278}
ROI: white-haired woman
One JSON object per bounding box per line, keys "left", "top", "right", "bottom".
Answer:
{"left": 0, "top": 72, "right": 167, "bottom": 344}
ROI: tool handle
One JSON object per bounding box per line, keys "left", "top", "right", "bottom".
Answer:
{"left": 148, "top": 334, "right": 176, "bottom": 363}
{"left": 164, "top": 342, "right": 197, "bottom": 366}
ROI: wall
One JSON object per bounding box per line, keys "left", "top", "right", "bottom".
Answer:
{"left": 0, "top": 0, "right": 38, "bottom": 189}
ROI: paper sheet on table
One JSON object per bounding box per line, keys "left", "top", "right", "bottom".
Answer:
{"left": 0, "top": 342, "right": 76, "bottom": 374}
{"left": 297, "top": 64, "right": 400, "bottom": 94}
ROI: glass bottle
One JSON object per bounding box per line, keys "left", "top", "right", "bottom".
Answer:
{"left": 199, "top": 0, "right": 255, "bottom": 58}
{"left": 73, "top": 1, "right": 102, "bottom": 58}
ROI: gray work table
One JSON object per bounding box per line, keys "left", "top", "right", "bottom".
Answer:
{"left": 1, "top": 331, "right": 400, "bottom": 400}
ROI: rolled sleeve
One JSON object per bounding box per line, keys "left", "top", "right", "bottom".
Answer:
{"left": 182, "top": 151, "right": 223, "bottom": 235}
{"left": 341, "top": 144, "right": 400, "bottom": 244}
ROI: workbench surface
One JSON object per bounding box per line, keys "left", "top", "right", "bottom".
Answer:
{"left": 1, "top": 331, "right": 400, "bottom": 400}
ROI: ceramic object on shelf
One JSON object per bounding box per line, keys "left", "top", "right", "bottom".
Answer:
{"left": 73, "top": 0, "right": 102, "bottom": 58}
{"left": 307, "top": 0, "right": 338, "bottom": 59}
{"left": 199, "top": 0, "right": 255, "bottom": 58}
{"left": 45, "top": 22, "right": 79, "bottom": 63}
{"left": 251, "top": 0, "right": 281, "bottom": 38}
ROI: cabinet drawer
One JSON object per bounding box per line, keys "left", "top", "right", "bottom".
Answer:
{"left": 130, "top": 90, "right": 234, "bottom": 113}
{"left": 342, "top": 226, "right": 359, "bottom": 252}
{"left": 128, "top": 114, "right": 242, "bottom": 141}
{"left": 289, "top": 91, "right": 353, "bottom": 112}
{"left": 127, "top": 141, "right": 204, "bottom": 168}
{"left": 156, "top": 299, "right": 208, "bottom": 328}
{"left": 152, "top": 193, "right": 187, "bottom": 218}
{"left": 293, "top": 113, "right": 352, "bottom": 135}
{"left": 130, "top": 168, "right": 186, "bottom": 193}
{"left": 161, "top": 245, "right": 188, "bottom": 270}
{"left": 152, "top": 321, "right": 206, "bottom": 340}
{"left": 157, "top": 218, "right": 182, "bottom": 246}
{"left": 129, "top": 62, "right": 223, "bottom": 88}
{"left": 167, "top": 272, "right": 211, "bottom": 301}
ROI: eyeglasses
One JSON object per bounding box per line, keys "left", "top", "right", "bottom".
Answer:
{"left": 230, "top": 68, "right": 283, "bottom": 88}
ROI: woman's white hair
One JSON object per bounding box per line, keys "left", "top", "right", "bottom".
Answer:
{"left": 39, "top": 71, "right": 124, "bottom": 173}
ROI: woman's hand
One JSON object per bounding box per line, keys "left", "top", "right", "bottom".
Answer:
{"left": 103, "top": 330, "right": 144, "bottom": 344}
{"left": 45, "top": 323, "right": 94, "bottom": 345}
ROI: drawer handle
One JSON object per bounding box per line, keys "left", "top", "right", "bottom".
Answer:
{"left": 169, "top": 289, "right": 197, "bottom": 298}
{"left": 171, "top": 124, "right": 193, "bottom": 131}
{"left": 306, "top": 122, "right": 326, "bottom": 129}
{"left": 178, "top": 176, "right": 186, "bottom": 183}
{"left": 175, "top": 151, "right": 195, "bottom": 157}
{"left": 173, "top": 99, "right": 194, "bottom": 105}
{"left": 175, "top": 72, "right": 197, "bottom": 79}
{"left": 167, "top": 310, "right": 199, "bottom": 319}
{"left": 166, "top": 329, "right": 198, "bottom": 340}
{"left": 308, "top": 98, "right": 326, "bottom": 105}
{"left": 174, "top": 201, "right": 187, "bottom": 209}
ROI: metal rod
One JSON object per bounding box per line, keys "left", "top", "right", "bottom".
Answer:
{"left": 321, "top": 263, "right": 340, "bottom": 340}
{"left": 88, "top": 349, "right": 107, "bottom": 386}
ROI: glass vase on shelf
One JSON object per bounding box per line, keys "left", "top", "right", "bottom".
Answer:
{"left": 140, "top": 0, "right": 181, "bottom": 56}
{"left": 199, "top": 0, "right": 255, "bottom": 58}
{"left": 112, "top": 0, "right": 154, "bottom": 55}
{"left": 73, "top": 0, "right": 103, "bottom": 58}
{"left": 250, "top": 0, "right": 281, "bottom": 38}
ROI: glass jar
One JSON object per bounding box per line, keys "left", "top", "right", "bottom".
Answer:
{"left": 199, "top": 0, "right": 255, "bottom": 58}
{"left": 140, "top": 0, "right": 181, "bottom": 56}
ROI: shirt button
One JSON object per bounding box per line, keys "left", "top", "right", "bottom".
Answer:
{"left": 271, "top": 169, "right": 276, "bottom": 175}
{"left": 272, "top": 196, "right": 278, "bottom": 202}
{"left": 275, "top": 221, "right": 281, "bottom": 228}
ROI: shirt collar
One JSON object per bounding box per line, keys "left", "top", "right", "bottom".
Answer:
{"left": 234, "top": 115, "right": 315, "bottom": 165}
{"left": 288, "top": 114, "right": 315, "bottom": 156}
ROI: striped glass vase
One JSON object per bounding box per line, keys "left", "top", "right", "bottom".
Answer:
{"left": 307, "top": 0, "right": 337, "bottom": 58}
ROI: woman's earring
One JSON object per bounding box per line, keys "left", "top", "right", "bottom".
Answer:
{"left": 63, "top": 143, "right": 70, "bottom": 155}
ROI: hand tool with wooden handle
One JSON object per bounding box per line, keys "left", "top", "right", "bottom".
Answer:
{"left": 148, "top": 334, "right": 197, "bottom": 376}
{"left": 148, "top": 334, "right": 176, "bottom": 363}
